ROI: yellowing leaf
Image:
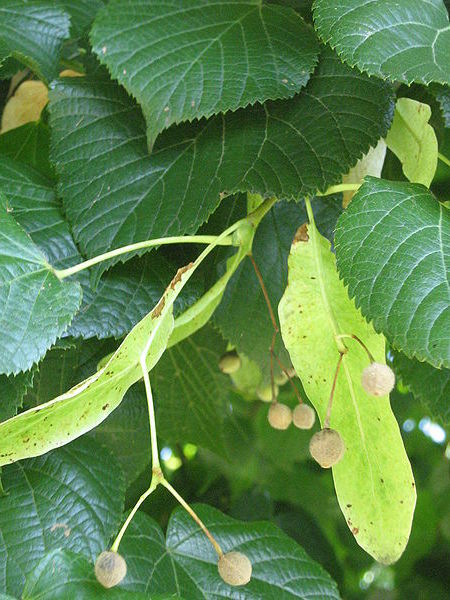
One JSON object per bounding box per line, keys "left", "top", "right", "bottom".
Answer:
{"left": 0, "top": 81, "right": 48, "bottom": 133}
{"left": 386, "top": 98, "right": 438, "bottom": 187}
{"left": 278, "top": 217, "right": 416, "bottom": 564}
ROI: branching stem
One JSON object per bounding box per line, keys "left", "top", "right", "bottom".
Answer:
{"left": 109, "top": 197, "right": 278, "bottom": 555}
{"left": 55, "top": 235, "right": 235, "bottom": 279}
{"left": 335, "top": 333, "right": 375, "bottom": 363}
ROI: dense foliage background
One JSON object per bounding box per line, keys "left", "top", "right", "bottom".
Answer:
{"left": 0, "top": 1, "right": 449, "bottom": 599}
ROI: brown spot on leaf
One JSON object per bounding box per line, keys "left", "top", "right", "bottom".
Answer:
{"left": 293, "top": 223, "right": 309, "bottom": 243}
{"left": 346, "top": 504, "right": 352, "bottom": 508}
{"left": 352, "top": 527, "right": 359, "bottom": 535}
{"left": 102, "top": 404, "right": 109, "bottom": 410}
{"left": 151, "top": 295, "right": 166, "bottom": 319}
{"left": 170, "top": 262, "right": 194, "bottom": 289}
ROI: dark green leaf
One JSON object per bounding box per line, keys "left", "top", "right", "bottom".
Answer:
{"left": 0, "top": 368, "right": 35, "bottom": 420}
{"left": 23, "top": 549, "right": 181, "bottom": 599}
{"left": 58, "top": 0, "right": 106, "bottom": 38}
{"left": 0, "top": 438, "right": 125, "bottom": 597}
{"left": 393, "top": 351, "right": 450, "bottom": 426}
{"left": 0, "top": 1, "right": 70, "bottom": 83}
{"left": 153, "top": 325, "right": 230, "bottom": 454}
{"left": 118, "top": 505, "right": 341, "bottom": 598}
{"left": 90, "top": 383, "right": 151, "bottom": 485}
{"left": 335, "top": 178, "right": 450, "bottom": 368}
{"left": 91, "top": 0, "right": 320, "bottom": 145}
{"left": 49, "top": 49, "right": 393, "bottom": 267}
{"left": 430, "top": 82, "right": 450, "bottom": 127}
{"left": 23, "top": 340, "right": 82, "bottom": 409}
{"left": 22, "top": 550, "right": 159, "bottom": 599}
{"left": 0, "top": 155, "right": 79, "bottom": 267}
{"left": 0, "top": 121, "right": 54, "bottom": 179}
{"left": 0, "top": 154, "right": 201, "bottom": 343}
{"left": 313, "top": 0, "right": 450, "bottom": 85}
{"left": 0, "top": 194, "right": 81, "bottom": 374}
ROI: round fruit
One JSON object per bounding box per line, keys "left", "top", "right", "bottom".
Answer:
{"left": 219, "top": 351, "right": 241, "bottom": 374}
{"left": 292, "top": 404, "right": 316, "bottom": 430}
{"left": 218, "top": 551, "right": 252, "bottom": 586}
{"left": 256, "top": 383, "right": 278, "bottom": 403}
{"left": 94, "top": 551, "right": 127, "bottom": 588}
{"left": 274, "top": 371, "right": 289, "bottom": 386}
{"left": 268, "top": 403, "right": 292, "bottom": 430}
{"left": 361, "top": 363, "right": 395, "bottom": 396}
{"left": 309, "top": 428, "right": 345, "bottom": 468}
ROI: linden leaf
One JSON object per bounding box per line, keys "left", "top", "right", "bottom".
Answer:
{"left": 335, "top": 178, "right": 450, "bottom": 368}
{"left": 91, "top": 0, "right": 320, "bottom": 146}
{"left": 313, "top": 0, "right": 450, "bottom": 85}
{"left": 0, "top": 194, "right": 81, "bottom": 375}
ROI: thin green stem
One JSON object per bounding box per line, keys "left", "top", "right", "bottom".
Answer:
{"left": 324, "top": 353, "right": 344, "bottom": 429}
{"left": 55, "top": 235, "right": 234, "bottom": 279}
{"left": 438, "top": 152, "right": 450, "bottom": 168}
{"left": 161, "top": 479, "right": 223, "bottom": 557}
{"left": 110, "top": 475, "right": 160, "bottom": 552}
{"left": 140, "top": 359, "right": 160, "bottom": 470}
{"left": 316, "top": 183, "right": 361, "bottom": 197}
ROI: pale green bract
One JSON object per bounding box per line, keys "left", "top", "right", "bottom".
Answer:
{"left": 0, "top": 266, "right": 179, "bottom": 466}
{"left": 0, "top": 215, "right": 257, "bottom": 465}
{"left": 278, "top": 217, "right": 416, "bottom": 564}
{"left": 386, "top": 98, "right": 438, "bottom": 187}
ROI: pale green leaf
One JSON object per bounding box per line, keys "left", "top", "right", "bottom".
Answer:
{"left": 386, "top": 98, "right": 438, "bottom": 186}
{"left": 91, "top": 0, "right": 320, "bottom": 145}
{"left": 0, "top": 194, "right": 82, "bottom": 374}
{"left": 48, "top": 50, "right": 393, "bottom": 265}
{"left": 335, "top": 178, "right": 450, "bottom": 368}
{"left": 0, "top": 0, "right": 70, "bottom": 83}
{"left": 279, "top": 217, "right": 416, "bottom": 564}
{"left": 0, "top": 438, "right": 125, "bottom": 597}
{"left": 313, "top": 0, "right": 450, "bottom": 85}
{"left": 118, "top": 506, "right": 341, "bottom": 598}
